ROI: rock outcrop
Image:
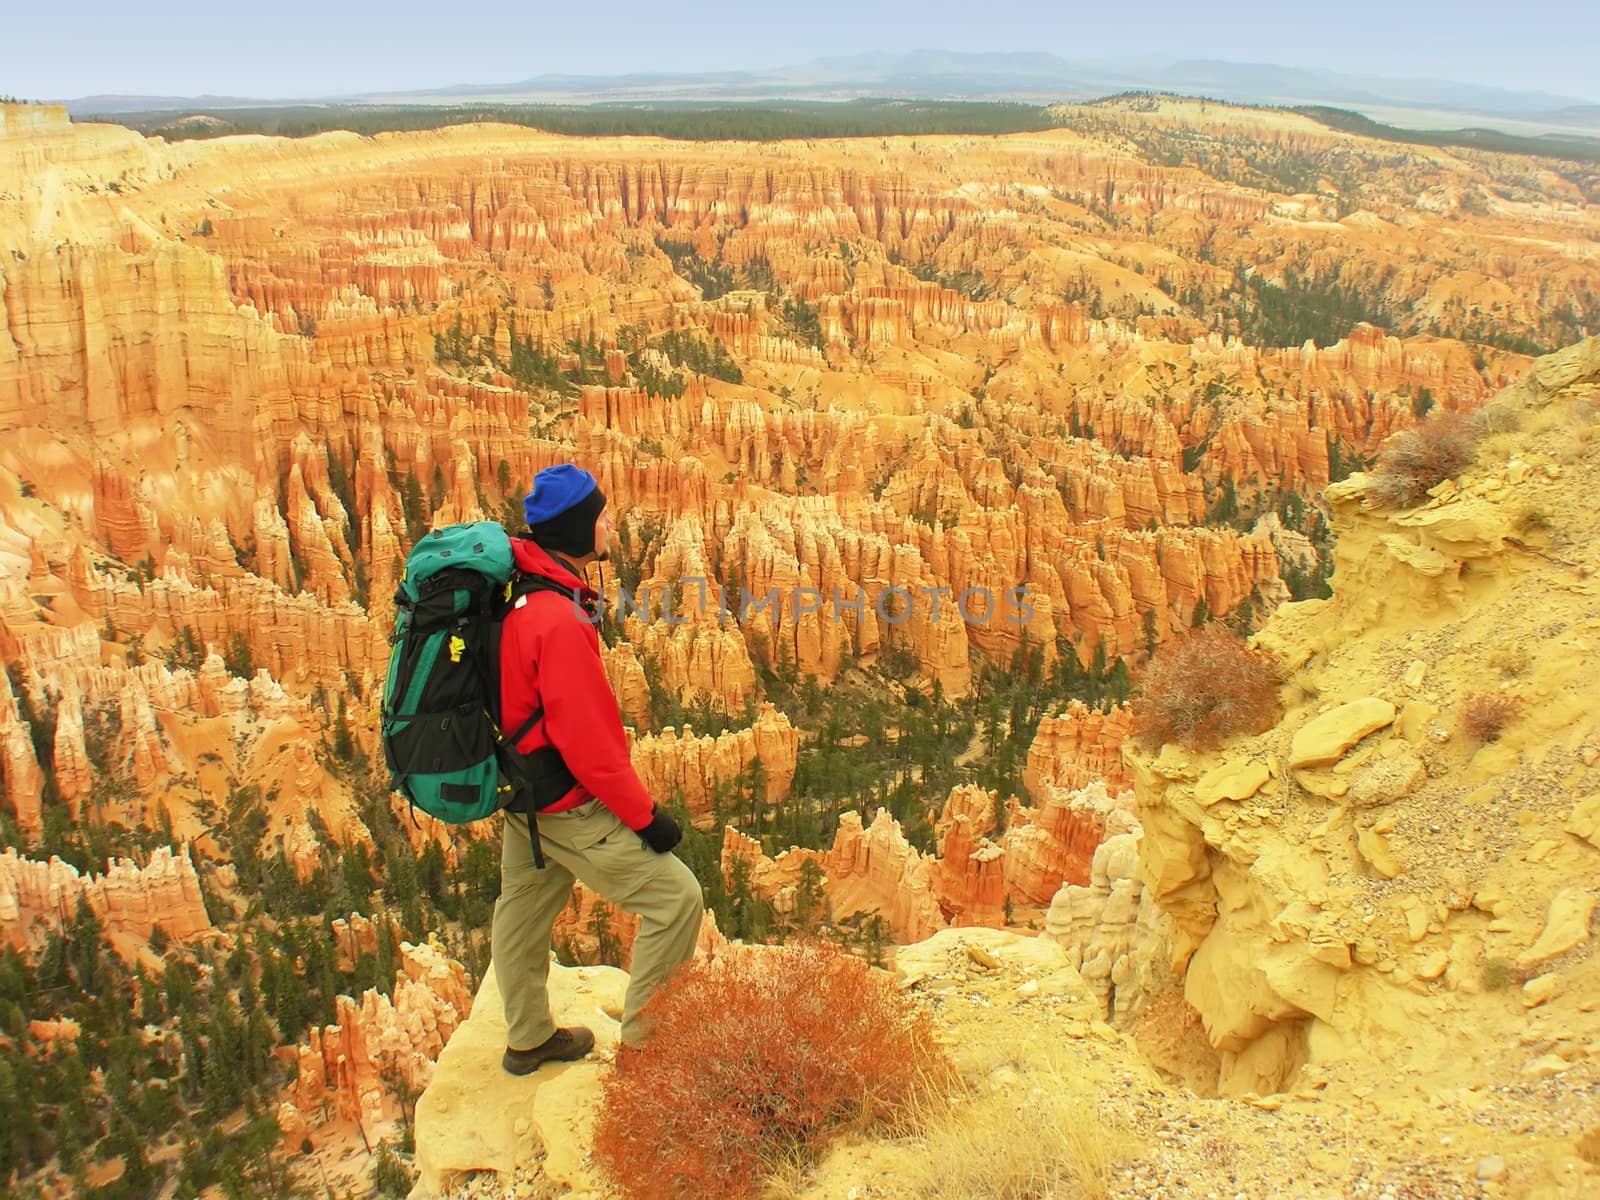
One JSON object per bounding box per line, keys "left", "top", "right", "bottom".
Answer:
{"left": 714, "top": 808, "right": 946, "bottom": 944}
{"left": 414, "top": 914, "right": 1600, "bottom": 1200}
{"left": 1124, "top": 338, "right": 1600, "bottom": 1096}
{"left": 0, "top": 845, "right": 211, "bottom": 948}
{"left": 285, "top": 939, "right": 473, "bottom": 1137}
{"left": 1025, "top": 703, "right": 1136, "bottom": 797}
{"left": 0, "top": 672, "right": 44, "bottom": 837}
{"left": 931, "top": 785, "right": 1006, "bottom": 928}
{"left": 820, "top": 810, "right": 947, "bottom": 942}
{"left": 407, "top": 957, "right": 639, "bottom": 1198}
{"left": 1045, "top": 830, "right": 1169, "bottom": 1020}
{"left": 1003, "top": 778, "right": 1137, "bottom": 904}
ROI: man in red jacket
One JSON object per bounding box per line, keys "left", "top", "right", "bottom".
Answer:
{"left": 493, "top": 464, "right": 701, "bottom": 1074}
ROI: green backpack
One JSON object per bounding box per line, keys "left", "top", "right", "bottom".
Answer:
{"left": 379, "top": 523, "right": 579, "bottom": 839}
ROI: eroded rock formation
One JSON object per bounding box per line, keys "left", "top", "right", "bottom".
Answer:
{"left": 4, "top": 112, "right": 1597, "bottom": 1143}
{"left": 2, "top": 99, "right": 1562, "bottom": 759}
{"left": 1045, "top": 830, "right": 1168, "bottom": 1020}
{"left": 286, "top": 939, "right": 473, "bottom": 1136}
{"left": 0, "top": 672, "right": 44, "bottom": 837}
{"left": 0, "top": 845, "right": 211, "bottom": 948}
{"left": 1004, "top": 778, "right": 1138, "bottom": 904}
{"left": 631, "top": 702, "right": 798, "bottom": 817}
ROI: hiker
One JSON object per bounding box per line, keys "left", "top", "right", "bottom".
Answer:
{"left": 492, "top": 464, "right": 702, "bottom": 1074}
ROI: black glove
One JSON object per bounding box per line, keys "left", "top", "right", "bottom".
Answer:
{"left": 637, "top": 807, "right": 682, "bottom": 854}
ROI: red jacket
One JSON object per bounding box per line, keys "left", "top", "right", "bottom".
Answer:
{"left": 499, "top": 538, "right": 656, "bottom": 830}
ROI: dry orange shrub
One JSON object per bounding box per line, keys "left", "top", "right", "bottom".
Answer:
{"left": 1131, "top": 625, "right": 1282, "bottom": 749}
{"left": 592, "top": 943, "right": 951, "bottom": 1200}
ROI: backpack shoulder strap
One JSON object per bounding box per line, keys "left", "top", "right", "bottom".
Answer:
{"left": 493, "top": 570, "right": 585, "bottom": 837}
{"left": 492, "top": 572, "right": 587, "bottom": 744}
{"left": 508, "top": 572, "right": 583, "bottom": 606}
{"left": 504, "top": 705, "right": 544, "bottom": 747}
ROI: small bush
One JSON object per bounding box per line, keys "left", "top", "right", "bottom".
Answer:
{"left": 1472, "top": 399, "right": 1522, "bottom": 437}
{"left": 592, "top": 943, "right": 951, "bottom": 1200}
{"left": 1487, "top": 642, "right": 1531, "bottom": 679}
{"left": 1132, "top": 625, "right": 1282, "bottom": 750}
{"left": 1289, "top": 669, "right": 1321, "bottom": 704}
{"left": 1512, "top": 505, "right": 1554, "bottom": 537}
{"left": 1481, "top": 956, "right": 1514, "bottom": 991}
{"left": 1460, "top": 692, "right": 1518, "bottom": 742}
{"left": 1367, "top": 410, "right": 1479, "bottom": 508}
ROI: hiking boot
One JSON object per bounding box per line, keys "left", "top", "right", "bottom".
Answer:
{"left": 502, "top": 1026, "right": 596, "bottom": 1075}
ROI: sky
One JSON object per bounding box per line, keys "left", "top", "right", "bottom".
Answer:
{"left": 8, "top": 1, "right": 1598, "bottom": 104}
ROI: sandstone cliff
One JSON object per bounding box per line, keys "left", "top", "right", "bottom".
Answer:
{"left": 1118, "top": 337, "right": 1600, "bottom": 1100}
{"left": 415, "top": 919, "right": 1596, "bottom": 1200}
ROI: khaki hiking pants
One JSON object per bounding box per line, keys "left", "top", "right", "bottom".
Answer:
{"left": 492, "top": 799, "right": 702, "bottom": 1050}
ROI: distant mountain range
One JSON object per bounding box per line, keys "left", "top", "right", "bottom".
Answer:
{"left": 63, "top": 51, "right": 1600, "bottom": 135}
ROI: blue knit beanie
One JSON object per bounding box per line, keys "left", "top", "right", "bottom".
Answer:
{"left": 523, "top": 465, "right": 606, "bottom": 558}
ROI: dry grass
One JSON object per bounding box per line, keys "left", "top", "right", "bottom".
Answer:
{"left": 1512, "top": 505, "right": 1555, "bottom": 538}
{"left": 901, "top": 1051, "right": 1134, "bottom": 1200}
{"left": 1367, "top": 410, "right": 1479, "bottom": 508}
{"left": 1486, "top": 642, "right": 1532, "bottom": 680}
{"left": 1460, "top": 692, "right": 1519, "bottom": 742}
{"left": 757, "top": 1146, "right": 817, "bottom": 1200}
{"left": 1132, "top": 625, "right": 1282, "bottom": 750}
{"left": 1578, "top": 1126, "right": 1600, "bottom": 1167}
{"left": 1471, "top": 398, "right": 1522, "bottom": 437}
{"left": 1289, "top": 668, "right": 1321, "bottom": 705}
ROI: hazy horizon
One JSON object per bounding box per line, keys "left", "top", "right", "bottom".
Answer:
{"left": 10, "top": 1, "right": 1600, "bottom": 106}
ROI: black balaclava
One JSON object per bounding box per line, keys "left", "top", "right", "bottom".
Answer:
{"left": 527, "top": 484, "right": 606, "bottom": 559}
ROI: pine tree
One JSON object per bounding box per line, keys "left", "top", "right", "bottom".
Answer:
{"left": 371, "top": 1140, "right": 414, "bottom": 1198}
{"left": 107, "top": 1109, "right": 154, "bottom": 1194}
{"left": 793, "top": 859, "right": 829, "bottom": 934}
{"left": 587, "top": 903, "right": 624, "bottom": 966}
{"left": 66, "top": 896, "right": 104, "bottom": 993}
{"left": 332, "top": 694, "right": 355, "bottom": 762}
{"left": 861, "top": 915, "right": 889, "bottom": 968}
{"left": 401, "top": 473, "right": 427, "bottom": 544}
{"left": 376, "top": 917, "right": 399, "bottom": 992}
{"left": 725, "top": 856, "right": 773, "bottom": 942}
{"left": 1105, "top": 658, "right": 1133, "bottom": 705}
{"left": 340, "top": 841, "right": 375, "bottom": 916}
